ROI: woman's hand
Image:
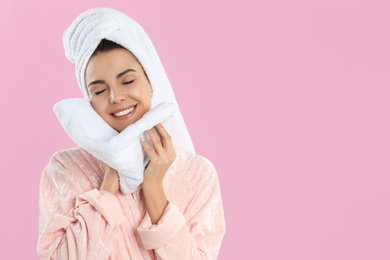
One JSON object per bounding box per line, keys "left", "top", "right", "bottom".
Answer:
{"left": 98, "top": 158, "right": 120, "bottom": 196}
{"left": 140, "top": 123, "right": 175, "bottom": 224}
{"left": 140, "top": 123, "right": 176, "bottom": 185}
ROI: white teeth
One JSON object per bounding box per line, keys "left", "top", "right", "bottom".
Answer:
{"left": 113, "top": 105, "right": 136, "bottom": 116}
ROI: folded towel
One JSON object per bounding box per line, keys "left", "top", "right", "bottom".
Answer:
{"left": 54, "top": 99, "right": 177, "bottom": 194}
{"left": 56, "top": 7, "right": 195, "bottom": 194}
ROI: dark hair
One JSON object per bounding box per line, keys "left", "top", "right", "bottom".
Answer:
{"left": 90, "top": 38, "right": 152, "bottom": 86}
{"left": 91, "top": 38, "right": 127, "bottom": 57}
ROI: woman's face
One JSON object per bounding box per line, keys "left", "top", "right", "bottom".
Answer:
{"left": 85, "top": 48, "right": 153, "bottom": 132}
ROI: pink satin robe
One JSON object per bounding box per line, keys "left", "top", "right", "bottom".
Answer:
{"left": 36, "top": 146, "right": 226, "bottom": 259}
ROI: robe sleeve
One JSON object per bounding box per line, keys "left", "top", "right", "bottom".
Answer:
{"left": 36, "top": 154, "right": 126, "bottom": 260}
{"left": 136, "top": 158, "right": 226, "bottom": 259}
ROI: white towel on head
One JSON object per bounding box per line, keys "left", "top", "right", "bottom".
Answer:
{"left": 56, "top": 7, "right": 195, "bottom": 194}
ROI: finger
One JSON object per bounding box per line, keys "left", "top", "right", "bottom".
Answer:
{"left": 155, "top": 123, "right": 174, "bottom": 151}
{"left": 146, "top": 128, "right": 164, "bottom": 155}
{"left": 155, "top": 124, "right": 176, "bottom": 162}
{"left": 140, "top": 137, "right": 158, "bottom": 161}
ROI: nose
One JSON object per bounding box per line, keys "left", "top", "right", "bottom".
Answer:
{"left": 109, "top": 86, "right": 126, "bottom": 104}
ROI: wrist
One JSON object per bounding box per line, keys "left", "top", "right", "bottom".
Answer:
{"left": 142, "top": 182, "right": 167, "bottom": 201}
{"left": 142, "top": 179, "right": 163, "bottom": 188}
{"left": 100, "top": 187, "right": 118, "bottom": 196}
{"left": 142, "top": 182, "right": 168, "bottom": 224}
{"left": 100, "top": 170, "right": 119, "bottom": 196}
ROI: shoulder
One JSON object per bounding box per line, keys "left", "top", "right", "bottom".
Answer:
{"left": 40, "top": 147, "right": 99, "bottom": 213}
{"left": 175, "top": 147, "right": 215, "bottom": 166}
{"left": 169, "top": 147, "right": 219, "bottom": 183}
{"left": 49, "top": 146, "right": 95, "bottom": 169}
{"left": 42, "top": 146, "right": 100, "bottom": 185}
{"left": 164, "top": 148, "right": 221, "bottom": 212}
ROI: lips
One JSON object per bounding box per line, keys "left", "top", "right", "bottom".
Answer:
{"left": 110, "top": 104, "right": 138, "bottom": 121}
{"left": 111, "top": 104, "right": 138, "bottom": 115}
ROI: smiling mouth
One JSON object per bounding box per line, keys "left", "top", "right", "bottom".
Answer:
{"left": 111, "top": 104, "right": 137, "bottom": 116}
{"left": 110, "top": 104, "right": 138, "bottom": 120}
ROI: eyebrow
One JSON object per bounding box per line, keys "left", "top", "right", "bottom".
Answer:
{"left": 87, "top": 69, "right": 137, "bottom": 88}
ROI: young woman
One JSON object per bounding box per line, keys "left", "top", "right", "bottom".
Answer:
{"left": 37, "top": 8, "right": 226, "bottom": 260}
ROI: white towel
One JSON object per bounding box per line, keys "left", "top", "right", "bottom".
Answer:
{"left": 54, "top": 99, "right": 177, "bottom": 194}
{"left": 56, "top": 7, "right": 195, "bottom": 194}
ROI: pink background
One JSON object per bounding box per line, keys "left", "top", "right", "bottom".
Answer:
{"left": 1, "top": 0, "right": 390, "bottom": 259}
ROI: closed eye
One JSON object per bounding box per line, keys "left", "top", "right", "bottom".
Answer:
{"left": 94, "top": 80, "right": 135, "bottom": 95}
{"left": 94, "top": 89, "right": 106, "bottom": 95}
{"left": 123, "top": 80, "right": 135, "bottom": 85}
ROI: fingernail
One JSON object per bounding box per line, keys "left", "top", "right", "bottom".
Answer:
{"left": 140, "top": 137, "right": 145, "bottom": 142}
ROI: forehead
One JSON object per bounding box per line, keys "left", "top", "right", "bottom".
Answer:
{"left": 85, "top": 49, "right": 141, "bottom": 78}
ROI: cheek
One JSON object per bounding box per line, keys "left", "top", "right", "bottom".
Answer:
{"left": 91, "top": 101, "right": 107, "bottom": 116}
{"left": 128, "top": 85, "right": 145, "bottom": 99}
